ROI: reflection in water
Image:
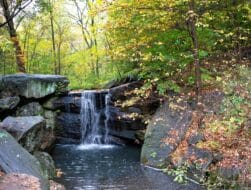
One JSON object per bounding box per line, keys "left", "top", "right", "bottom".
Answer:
{"left": 52, "top": 145, "right": 201, "bottom": 190}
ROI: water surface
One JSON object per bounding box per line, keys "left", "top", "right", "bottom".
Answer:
{"left": 52, "top": 144, "right": 202, "bottom": 190}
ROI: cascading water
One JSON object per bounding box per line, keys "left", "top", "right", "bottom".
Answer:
{"left": 79, "top": 90, "right": 111, "bottom": 147}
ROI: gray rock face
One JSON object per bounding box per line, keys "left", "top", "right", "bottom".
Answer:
{"left": 0, "top": 96, "right": 20, "bottom": 111}
{"left": 16, "top": 102, "right": 44, "bottom": 116}
{"left": 0, "top": 129, "right": 49, "bottom": 190}
{"left": 141, "top": 99, "right": 192, "bottom": 168}
{"left": 0, "top": 116, "right": 46, "bottom": 152}
{"left": 0, "top": 74, "right": 69, "bottom": 98}
{"left": 55, "top": 112, "right": 81, "bottom": 141}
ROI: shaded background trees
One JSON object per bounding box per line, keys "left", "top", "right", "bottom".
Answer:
{"left": 0, "top": 0, "right": 250, "bottom": 91}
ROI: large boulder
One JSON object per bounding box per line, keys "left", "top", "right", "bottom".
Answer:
{"left": 0, "top": 74, "right": 69, "bottom": 99}
{"left": 34, "top": 152, "right": 56, "bottom": 180}
{"left": 16, "top": 102, "right": 44, "bottom": 116}
{"left": 0, "top": 96, "right": 20, "bottom": 111}
{"left": 141, "top": 98, "right": 193, "bottom": 168}
{"left": 0, "top": 116, "right": 46, "bottom": 152}
{"left": 0, "top": 129, "right": 49, "bottom": 190}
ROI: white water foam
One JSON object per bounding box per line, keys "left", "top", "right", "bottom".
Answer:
{"left": 76, "top": 144, "right": 116, "bottom": 150}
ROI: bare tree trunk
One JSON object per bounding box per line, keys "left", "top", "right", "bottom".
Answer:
{"left": 49, "top": 6, "right": 57, "bottom": 75}
{"left": 188, "top": 0, "right": 201, "bottom": 100}
{"left": 0, "top": 0, "right": 26, "bottom": 73}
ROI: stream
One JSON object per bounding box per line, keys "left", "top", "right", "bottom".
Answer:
{"left": 51, "top": 144, "right": 201, "bottom": 190}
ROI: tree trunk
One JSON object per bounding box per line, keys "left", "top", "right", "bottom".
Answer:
{"left": 49, "top": 8, "right": 57, "bottom": 75}
{"left": 0, "top": 0, "right": 26, "bottom": 73}
{"left": 10, "top": 35, "right": 26, "bottom": 73}
{"left": 94, "top": 38, "right": 99, "bottom": 77}
{"left": 188, "top": 0, "right": 201, "bottom": 99}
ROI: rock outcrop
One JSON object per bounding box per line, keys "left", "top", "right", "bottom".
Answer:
{"left": 141, "top": 99, "right": 193, "bottom": 167}
{"left": 139, "top": 91, "right": 245, "bottom": 187}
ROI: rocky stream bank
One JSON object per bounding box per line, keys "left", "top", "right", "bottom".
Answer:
{"left": 0, "top": 73, "right": 249, "bottom": 189}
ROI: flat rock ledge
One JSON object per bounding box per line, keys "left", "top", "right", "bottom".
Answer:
{"left": 0, "top": 74, "right": 69, "bottom": 98}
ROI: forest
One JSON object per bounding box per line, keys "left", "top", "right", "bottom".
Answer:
{"left": 0, "top": 0, "right": 249, "bottom": 90}
{"left": 0, "top": 0, "right": 250, "bottom": 189}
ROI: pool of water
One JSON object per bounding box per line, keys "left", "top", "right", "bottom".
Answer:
{"left": 51, "top": 144, "right": 202, "bottom": 190}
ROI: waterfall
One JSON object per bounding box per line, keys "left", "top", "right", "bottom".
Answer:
{"left": 80, "top": 90, "right": 110, "bottom": 145}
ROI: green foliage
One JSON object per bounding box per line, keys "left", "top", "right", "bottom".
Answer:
{"left": 0, "top": 0, "right": 249, "bottom": 92}
{"left": 104, "top": 0, "right": 250, "bottom": 94}
{"left": 163, "top": 164, "right": 189, "bottom": 184}
{"left": 199, "top": 172, "right": 242, "bottom": 190}
{"left": 0, "top": 29, "right": 16, "bottom": 74}
{"left": 150, "top": 152, "right": 157, "bottom": 158}
{"left": 218, "top": 66, "right": 251, "bottom": 133}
